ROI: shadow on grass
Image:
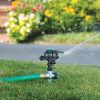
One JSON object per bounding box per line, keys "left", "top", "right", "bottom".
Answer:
{"left": 17, "top": 32, "right": 43, "bottom": 43}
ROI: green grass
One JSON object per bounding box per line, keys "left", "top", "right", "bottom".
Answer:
{"left": 0, "top": 59, "right": 100, "bottom": 100}
{"left": 33, "top": 32, "right": 100, "bottom": 45}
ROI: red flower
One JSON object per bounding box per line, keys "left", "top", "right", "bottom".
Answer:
{"left": 32, "top": 8, "right": 36, "bottom": 13}
{"left": 37, "top": 4, "right": 42, "bottom": 10}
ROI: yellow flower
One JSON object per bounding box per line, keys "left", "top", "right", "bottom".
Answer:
{"left": 11, "top": 1, "right": 17, "bottom": 7}
{"left": 64, "top": 6, "right": 75, "bottom": 15}
{"left": 44, "top": 10, "right": 52, "bottom": 17}
{"left": 85, "top": 15, "right": 91, "bottom": 22}
{"left": 71, "top": 0, "right": 78, "bottom": 4}
{"left": 11, "top": 1, "right": 21, "bottom": 7}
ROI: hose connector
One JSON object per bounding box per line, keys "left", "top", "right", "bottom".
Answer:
{"left": 46, "top": 71, "right": 57, "bottom": 79}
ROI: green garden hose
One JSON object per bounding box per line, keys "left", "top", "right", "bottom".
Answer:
{"left": 0, "top": 74, "right": 46, "bottom": 82}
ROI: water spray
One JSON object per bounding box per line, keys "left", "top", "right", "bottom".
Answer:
{"left": 60, "top": 33, "right": 100, "bottom": 57}
{"left": 0, "top": 49, "right": 63, "bottom": 82}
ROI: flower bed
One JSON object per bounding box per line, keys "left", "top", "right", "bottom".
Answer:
{"left": 5, "top": 0, "right": 96, "bottom": 42}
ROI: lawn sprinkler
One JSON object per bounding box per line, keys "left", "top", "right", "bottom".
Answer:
{"left": 0, "top": 49, "right": 63, "bottom": 82}
{"left": 40, "top": 49, "right": 64, "bottom": 81}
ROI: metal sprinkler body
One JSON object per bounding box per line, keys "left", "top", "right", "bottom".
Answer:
{"left": 40, "top": 49, "right": 63, "bottom": 81}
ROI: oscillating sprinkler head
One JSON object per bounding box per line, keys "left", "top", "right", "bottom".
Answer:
{"left": 40, "top": 49, "right": 63, "bottom": 80}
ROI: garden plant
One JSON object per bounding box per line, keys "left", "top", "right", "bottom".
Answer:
{"left": 4, "top": 0, "right": 99, "bottom": 42}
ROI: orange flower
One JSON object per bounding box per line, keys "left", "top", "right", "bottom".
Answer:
{"left": 85, "top": 15, "right": 91, "bottom": 22}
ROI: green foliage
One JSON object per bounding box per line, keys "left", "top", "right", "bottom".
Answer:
{"left": 5, "top": 0, "right": 97, "bottom": 42}
{"left": 0, "top": 60, "right": 100, "bottom": 100}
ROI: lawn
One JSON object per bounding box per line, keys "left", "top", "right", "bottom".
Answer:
{"left": 0, "top": 60, "right": 100, "bottom": 100}
{"left": 33, "top": 32, "right": 100, "bottom": 45}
